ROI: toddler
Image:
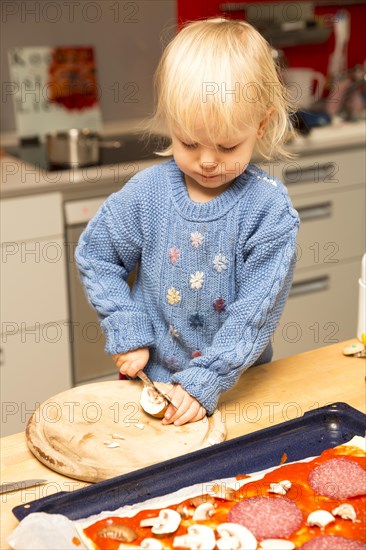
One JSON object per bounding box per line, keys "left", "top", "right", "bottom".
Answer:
{"left": 76, "top": 18, "right": 300, "bottom": 426}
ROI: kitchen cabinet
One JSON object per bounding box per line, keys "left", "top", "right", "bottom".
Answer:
{"left": 272, "top": 259, "right": 361, "bottom": 356}
{"left": 259, "top": 145, "right": 366, "bottom": 359}
{"left": 0, "top": 193, "right": 72, "bottom": 436}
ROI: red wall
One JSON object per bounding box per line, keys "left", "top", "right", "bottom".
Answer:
{"left": 177, "top": 1, "right": 366, "bottom": 78}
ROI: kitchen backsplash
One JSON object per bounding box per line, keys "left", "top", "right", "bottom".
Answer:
{"left": 1, "top": 0, "right": 176, "bottom": 133}
{"left": 2, "top": 1, "right": 365, "bottom": 136}
{"left": 7, "top": 46, "right": 103, "bottom": 138}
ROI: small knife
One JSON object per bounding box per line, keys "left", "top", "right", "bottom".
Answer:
{"left": 0, "top": 479, "right": 47, "bottom": 494}
{"left": 136, "top": 370, "right": 176, "bottom": 407}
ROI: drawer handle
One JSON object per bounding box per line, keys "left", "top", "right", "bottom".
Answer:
{"left": 284, "top": 162, "right": 337, "bottom": 185}
{"left": 297, "top": 202, "right": 332, "bottom": 222}
{"left": 289, "top": 275, "right": 329, "bottom": 297}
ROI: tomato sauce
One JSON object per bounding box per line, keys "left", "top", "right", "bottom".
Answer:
{"left": 82, "top": 445, "right": 365, "bottom": 549}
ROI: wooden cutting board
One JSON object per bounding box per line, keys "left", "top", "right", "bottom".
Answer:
{"left": 26, "top": 381, "right": 226, "bottom": 482}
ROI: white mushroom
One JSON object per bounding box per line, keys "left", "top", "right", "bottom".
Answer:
{"left": 106, "top": 441, "right": 120, "bottom": 448}
{"left": 332, "top": 503, "right": 357, "bottom": 522}
{"left": 140, "top": 509, "right": 181, "bottom": 535}
{"left": 140, "top": 538, "right": 163, "bottom": 549}
{"left": 192, "top": 502, "right": 215, "bottom": 521}
{"left": 176, "top": 503, "right": 194, "bottom": 518}
{"left": 97, "top": 524, "right": 137, "bottom": 542}
{"left": 216, "top": 523, "right": 257, "bottom": 550}
{"left": 207, "top": 483, "right": 236, "bottom": 501}
{"left": 112, "top": 433, "right": 126, "bottom": 440}
{"left": 173, "top": 524, "right": 216, "bottom": 549}
{"left": 259, "top": 539, "right": 296, "bottom": 549}
{"left": 134, "top": 422, "right": 145, "bottom": 430}
{"left": 140, "top": 386, "right": 168, "bottom": 419}
{"left": 306, "top": 510, "right": 335, "bottom": 529}
{"left": 268, "top": 480, "right": 292, "bottom": 495}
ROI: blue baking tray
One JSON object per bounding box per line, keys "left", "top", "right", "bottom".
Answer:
{"left": 13, "top": 402, "right": 366, "bottom": 521}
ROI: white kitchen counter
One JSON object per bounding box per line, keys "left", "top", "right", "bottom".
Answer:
{"left": 287, "top": 117, "right": 365, "bottom": 154}
{"left": 1, "top": 118, "right": 365, "bottom": 199}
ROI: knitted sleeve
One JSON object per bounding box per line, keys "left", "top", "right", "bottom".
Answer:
{"left": 75, "top": 181, "right": 155, "bottom": 354}
{"left": 171, "top": 203, "right": 299, "bottom": 415}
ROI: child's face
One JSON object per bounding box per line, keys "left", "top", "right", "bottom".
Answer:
{"left": 171, "top": 120, "right": 261, "bottom": 196}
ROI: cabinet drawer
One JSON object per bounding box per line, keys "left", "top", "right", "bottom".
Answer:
{"left": 272, "top": 259, "right": 361, "bottom": 359}
{"left": 258, "top": 147, "right": 365, "bottom": 198}
{"left": 0, "top": 322, "right": 72, "bottom": 436}
{"left": 1, "top": 192, "right": 63, "bottom": 242}
{"left": 1, "top": 237, "right": 68, "bottom": 329}
{"left": 293, "top": 186, "right": 365, "bottom": 269}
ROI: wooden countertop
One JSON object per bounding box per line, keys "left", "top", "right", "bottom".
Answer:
{"left": 1, "top": 340, "right": 365, "bottom": 549}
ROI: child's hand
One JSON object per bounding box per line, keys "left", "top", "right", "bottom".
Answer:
{"left": 162, "top": 384, "right": 206, "bottom": 426}
{"left": 112, "top": 347, "right": 150, "bottom": 377}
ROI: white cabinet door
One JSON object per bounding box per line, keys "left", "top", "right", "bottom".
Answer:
{"left": 260, "top": 147, "right": 366, "bottom": 198}
{"left": 0, "top": 322, "right": 72, "bottom": 436}
{"left": 294, "top": 186, "right": 365, "bottom": 269}
{"left": 1, "top": 192, "right": 68, "bottom": 328}
{"left": 0, "top": 193, "right": 63, "bottom": 241}
{"left": 272, "top": 259, "right": 361, "bottom": 360}
{"left": 1, "top": 237, "right": 69, "bottom": 329}
{"left": 1, "top": 192, "right": 72, "bottom": 436}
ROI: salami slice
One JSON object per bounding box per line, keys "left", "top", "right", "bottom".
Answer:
{"left": 308, "top": 457, "right": 366, "bottom": 499}
{"left": 299, "top": 535, "right": 366, "bottom": 549}
{"left": 227, "top": 496, "right": 302, "bottom": 539}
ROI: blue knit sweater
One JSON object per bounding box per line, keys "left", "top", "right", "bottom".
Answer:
{"left": 76, "top": 159, "right": 299, "bottom": 414}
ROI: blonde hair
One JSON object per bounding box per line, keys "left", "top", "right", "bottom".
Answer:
{"left": 147, "top": 18, "right": 294, "bottom": 160}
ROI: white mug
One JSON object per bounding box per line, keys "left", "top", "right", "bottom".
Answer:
{"left": 283, "top": 68, "right": 325, "bottom": 109}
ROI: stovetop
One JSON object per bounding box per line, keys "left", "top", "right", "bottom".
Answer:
{"left": 4, "top": 133, "right": 170, "bottom": 171}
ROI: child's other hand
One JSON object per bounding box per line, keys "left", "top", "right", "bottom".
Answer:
{"left": 162, "top": 384, "right": 206, "bottom": 426}
{"left": 112, "top": 347, "right": 150, "bottom": 377}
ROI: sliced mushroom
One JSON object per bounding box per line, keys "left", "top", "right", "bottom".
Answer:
{"left": 140, "top": 538, "right": 163, "bottom": 549}
{"left": 207, "top": 483, "right": 236, "bottom": 501}
{"left": 192, "top": 502, "right": 215, "bottom": 521}
{"left": 268, "top": 480, "right": 292, "bottom": 495}
{"left": 216, "top": 522, "right": 257, "bottom": 550}
{"left": 176, "top": 503, "right": 195, "bottom": 518}
{"left": 189, "top": 495, "right": 215, "bottom": 507}
{"left": 140, "top": 386, "right": 169, "bottom": 419}
{"left": 97, "top": 524, "right": 137, "bottom": 542}
{"left": 140, "top": 509, "right": 181, "bottom": 535}
{"left": 106, "top": 441, "right": 120, "bottom": 448}
{"left": 332, "top": 503, "right": 357, "bottom": 522}
{"left": 173, "top": 524, "right": 216, "bottom": 549}
{"left": 306, "top": 510, "right": 335, "bottom": 529}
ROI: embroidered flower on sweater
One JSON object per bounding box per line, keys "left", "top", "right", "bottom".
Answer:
{"left": 213, "top": 254, "right": 228, "bottom": 273}
{"left": 169, "top": 325, "right": 179, "bottom": 338}
{"left": 190, "top": 271, "right": 204, "bottom": 289}
{"left": 189, "top": 313, "right": 204, "bottom": 328}
{"left": 213, "top": 297, "right": 226, "bottom": 312}
{"left": 167, "top": 288, "right": 181, "bottom": 305}
{"left": 168, "top": 246, "right": 180, "bottom": 265}
{"left": 191, "top": 350, "right": 202, "bottom": 358}
{"left": 190, "top": 231, "right": 204, "bottom": 248}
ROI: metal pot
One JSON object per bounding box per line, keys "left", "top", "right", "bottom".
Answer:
{"left": 46, "top": 129, "right": 120, "bottom": 167}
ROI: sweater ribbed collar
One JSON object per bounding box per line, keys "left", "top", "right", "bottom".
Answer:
{"left": 166, "top": 159, "right": 250, "bottom": 222}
